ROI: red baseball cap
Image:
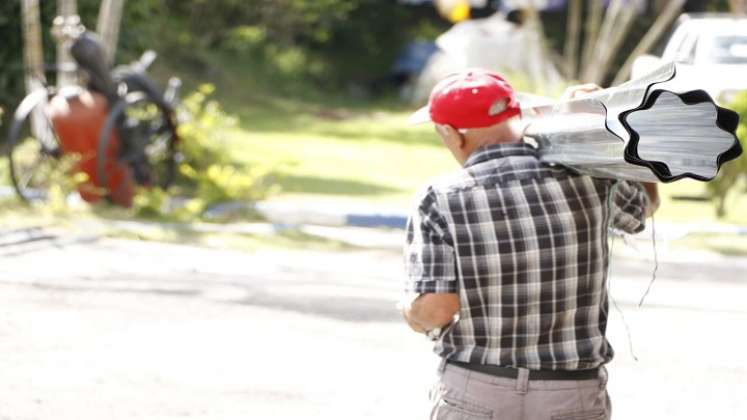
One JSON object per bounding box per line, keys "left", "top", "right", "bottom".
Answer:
{"left": 409, "top": 68, "right": 521, "bottom": 129}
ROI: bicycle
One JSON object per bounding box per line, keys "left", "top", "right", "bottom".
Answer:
{"left": 5, "top": 26, "right": 180, "bottom": 206}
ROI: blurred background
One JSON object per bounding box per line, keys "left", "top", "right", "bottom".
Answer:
{"left": 1, "top": 0, "right": 746, "bottom": 229}
{"left": 0, "top": 1, "right": 746, "bottom": 419}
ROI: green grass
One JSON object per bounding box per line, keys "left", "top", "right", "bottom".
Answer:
{"left": 656, "top": 179, "right": 747, "bottom": 226}
{"left": 158, "top": 50, "right": 456, "bottom": 208}
{"left": 220, "top": 104, "right": 456, "bottom": 207}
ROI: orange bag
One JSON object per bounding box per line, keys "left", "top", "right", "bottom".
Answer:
{"left": 46, "top": 91, "right": 134, "bottom": 207}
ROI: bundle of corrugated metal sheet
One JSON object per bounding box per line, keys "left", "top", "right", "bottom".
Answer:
{"left": 523, "top": 62, "right": 742, "bottom": 183}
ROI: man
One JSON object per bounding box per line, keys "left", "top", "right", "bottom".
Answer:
{"left": 402, "top": 69, "right": 659, "bottom": 420}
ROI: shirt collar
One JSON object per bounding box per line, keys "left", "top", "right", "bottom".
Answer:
{"left": 463, "top": 142, "right": 537, "bottom": 168}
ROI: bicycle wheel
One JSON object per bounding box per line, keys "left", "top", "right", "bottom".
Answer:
{"left": 97, "top": 90, "right": 178, "bottom": 198}
{"left": 6, "top": 90, "right": 63, "bottom": 204}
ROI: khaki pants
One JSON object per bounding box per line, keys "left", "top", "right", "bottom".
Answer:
{"left": 430, "top": 363, "right": 611, "bottom": 420}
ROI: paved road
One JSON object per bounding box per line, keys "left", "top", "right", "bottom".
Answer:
{"left": 0, "top": 229, "right": 745, "bottom": 419}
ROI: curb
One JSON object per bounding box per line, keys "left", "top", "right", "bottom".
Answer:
{"left": 255, "top": 202, "right": 747, "bottom": 236}
{"left": 256, "top": 201, "right": 747, "bottom": 238}
{"left": 255, "top": 202, "right": 409, "bottom": 230}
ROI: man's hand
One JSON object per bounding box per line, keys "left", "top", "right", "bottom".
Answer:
{"left": 561, "top": 83, "right": 603, "bottom": 101}
{"left": 400, "top": 293, "right": 459, "bottom": 333}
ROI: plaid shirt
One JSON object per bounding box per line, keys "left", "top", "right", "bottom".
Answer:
{"left": 404, "top": 143, "right": 648, "bottom": 371}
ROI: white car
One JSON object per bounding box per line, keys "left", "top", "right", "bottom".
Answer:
{"left": 631, "top": 14, "right": 747, "bottom": 105}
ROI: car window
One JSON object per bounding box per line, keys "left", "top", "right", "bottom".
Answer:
{"left": 701, "top": 35, "right": 747, "bottom": 64}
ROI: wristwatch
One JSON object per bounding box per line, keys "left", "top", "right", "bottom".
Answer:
{"left": 425, "top": 327, "right": 442, "bottom": 341}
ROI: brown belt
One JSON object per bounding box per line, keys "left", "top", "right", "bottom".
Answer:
{"left": 448, "top": 361, "right": 600, "bottom": 381}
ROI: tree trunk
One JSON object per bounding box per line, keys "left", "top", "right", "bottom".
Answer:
{"left": 96, "top": 0, "right": 126, "bottom": 66}
{"left": 729, "top": 0, "right": 747, "bottom": 14}
{"left": 21, "top": 0, "right": 45, "bottom": 92}
{"left": 56, "top": 0, "right": 78, "bottom": 88}
{"left": 523, "top": 1, "right": 545, "bottom": 92}
{"left": 580, "top": 0, "right": 604, "bottom": 74}
{"left": 58, "top": 1, "right": 77, "bottom": 19}
{"left": 20, "top": 0, "right": 48, "bottom": 142}
{"left": 611, "top": 0, "right": 685, "bottom": 86}
{"left": 564, "top": 0, "right": 583, "bottom": 80}
{"left": 653, "top": 0, "right": 668, "bottom": 14}
{"left": 584, "top": 0, "right": 642, "bottom": 86}
{"left": 582, "top": 0, "right": 623, "bottom": 82}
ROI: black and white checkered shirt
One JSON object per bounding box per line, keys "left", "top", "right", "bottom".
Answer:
{"left": 404, "top": 143, "right": 648, "bottom": 371}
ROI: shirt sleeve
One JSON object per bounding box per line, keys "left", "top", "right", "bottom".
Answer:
{"left": 404, "top": 188, "right": 457, "bottom": 295}
{"left": 610, "top": 180, "right": 648, "bottom": 234}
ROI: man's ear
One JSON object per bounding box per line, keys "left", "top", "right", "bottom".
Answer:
{"left": 437, "top": 124, "right": 464, "bottom": 148}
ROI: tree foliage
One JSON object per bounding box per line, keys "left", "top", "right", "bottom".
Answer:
{"left": 160, "top": 0, "right": 444, "bottom": 88}
{"left": 0, "top": 0, "right": 164, "bottom": 132}
{"left": 0, "top": 0, "right": 443, "bottom": 133}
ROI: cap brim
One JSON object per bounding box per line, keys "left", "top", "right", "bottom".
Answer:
{"left": 408, "top": 105, "right": 432, "bottom": 125}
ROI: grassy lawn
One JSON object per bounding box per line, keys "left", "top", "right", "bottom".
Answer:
{"left": 221, "top": 100, "right": 455, "bottom": 208}
{"left": 171, "top": 51, "right": 459, "bottom": 209}
{"left": 212, "top": 90, "right": 747, "bottom": 226}
{"left": 655, "top": 179, "right": 747, "bottom": 226}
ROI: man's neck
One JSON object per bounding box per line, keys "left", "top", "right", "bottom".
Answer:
{"left": 458, "top": 119, "right": 523, "bottom": 165}
{"left": 465, "top": 136, "right": 522, "bottom": 157}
